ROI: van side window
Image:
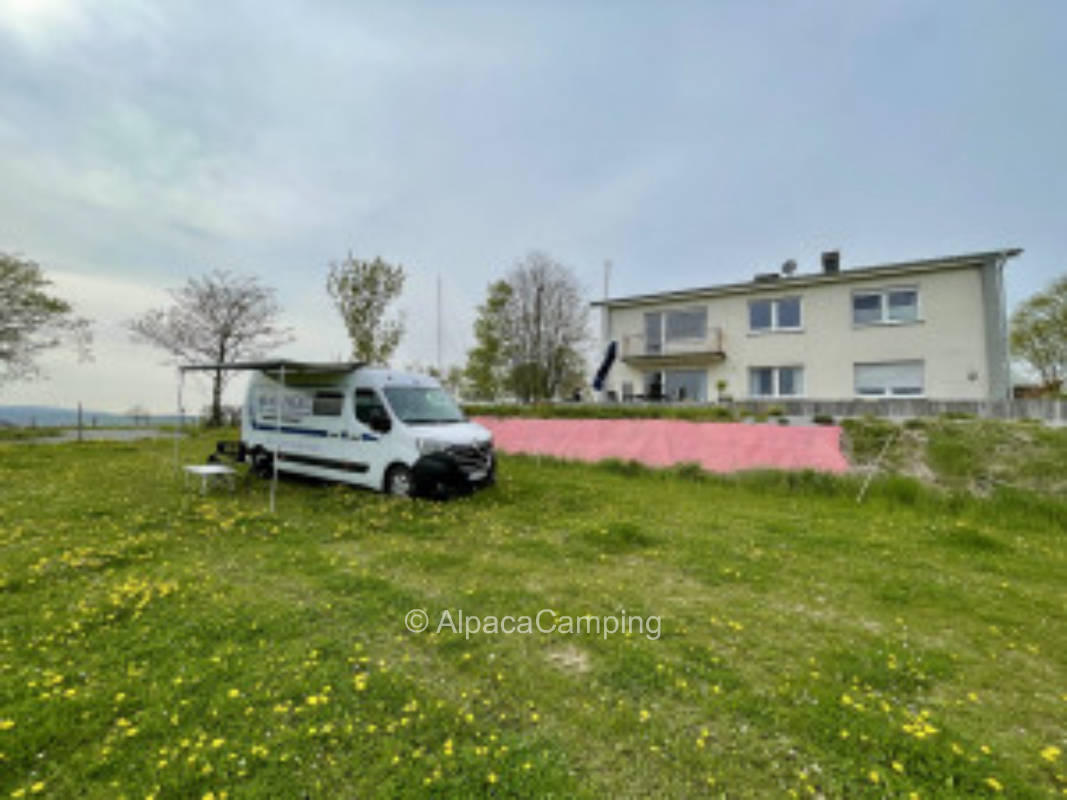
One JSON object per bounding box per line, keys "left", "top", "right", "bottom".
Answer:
{"left": 354, "top": 389, "right": 386, "bottom": 426}
{"left": 312, "top": 391, "right": 343, "bottom": 417}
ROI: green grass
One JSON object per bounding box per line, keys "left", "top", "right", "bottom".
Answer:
{"left": 843, "top": 416, "right": 1067, "bottom": 496}
{"left": 1, "top": 436, "right": 1066, "bottom": 798}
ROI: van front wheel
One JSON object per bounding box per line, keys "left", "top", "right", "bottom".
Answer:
{"left": 384, "top": 464, "right": 413, "bottom": 497}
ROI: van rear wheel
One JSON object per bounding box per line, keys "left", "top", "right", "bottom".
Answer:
{"left": 384, "top": 464, "right": 413, "bottom": 497}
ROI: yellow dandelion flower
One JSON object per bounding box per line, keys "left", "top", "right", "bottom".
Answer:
{"left": 29, "top": 785, "right": 45, "bottom": 795}
{"left": 1041, "top": 745, "right": 1062, "bottom": 763}
{"left": 984, "top": 777, "right": 1003, "bottom": 792}
{"left": 639, "top": 709, "right": 650, "bottom": 723}
{"left": 868, "top": 769, "right": 880, "bottom": 784}
{"left": 487, "top": 772, "right": 498, "bottom": 784}
{"left": 0, "top": 720, "right": 14, "bottom": 731}
{"left": 227, "top": 689, "right": 240, "bottom": 699}
{"left": 892, "top": 761, "right": 904, "bottom": 773}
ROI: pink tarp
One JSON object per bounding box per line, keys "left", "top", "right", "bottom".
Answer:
{"left": 473, "top": 417, "right": 849, "bottom": 474}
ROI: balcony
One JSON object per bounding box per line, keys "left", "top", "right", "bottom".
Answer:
{"left": 620, "top": 327, "right": 725, "bottom": 366}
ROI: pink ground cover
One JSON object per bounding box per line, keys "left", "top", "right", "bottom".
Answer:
{"left": 473, "top": 417, "right": 849, "bottom": 474}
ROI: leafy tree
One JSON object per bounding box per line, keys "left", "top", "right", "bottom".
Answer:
{"left": 327, "top": 253, "right": 405, "bottom": 364}
{"left": 500, "top": 252, "right": 589, "bottom": 402}
{"left": 463, "top": 280, "right": 513, "bottom": 400}
{"left": 1011, "top": 275, "right": 1067, "bottom": 393}
{"left": 0, "top": 251, "right": 92, "bottom": 384}
{"left": 127, "top": 270, "right": 293, "bottom": 426}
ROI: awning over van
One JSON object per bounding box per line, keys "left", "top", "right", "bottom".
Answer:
{"left": 174, "top": 359, "right": 366, "bottom": 513}
{"left": 179, "top": 359, "right": 365, "bottom": 375}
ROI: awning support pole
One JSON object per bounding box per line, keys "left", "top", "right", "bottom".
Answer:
{"left": 270, "top": 365, "right": 283, "bottom": 513}
{"left": 174, "top": 368, "right": 183, "bottom": 474}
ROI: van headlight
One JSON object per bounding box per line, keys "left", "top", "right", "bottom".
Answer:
{"left": 417, "top": 437, "right": 449, "bottom": 455}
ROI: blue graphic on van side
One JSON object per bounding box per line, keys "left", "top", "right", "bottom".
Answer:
{"left": 251, "top": 420, "right": 329, "bottom": 437}
{"left": 361, "top": 433, "right": 379, "bottom": 442}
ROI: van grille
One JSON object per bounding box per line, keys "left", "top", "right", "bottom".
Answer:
{"left": 446, "top": 443, "right": 493, "bottom": 476}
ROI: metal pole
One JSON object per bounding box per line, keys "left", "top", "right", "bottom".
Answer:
{"left": 271, "top": 365, "right": 283, "bottom": 513}
{"left": 174, "top": 368, "right": 183, "bottom": 473}
{"left": 436, "top": 273, "right": 442, "bottom": 372}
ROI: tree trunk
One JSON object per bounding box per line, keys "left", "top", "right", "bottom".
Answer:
{"left": 211, "top": 369, "right": 223, "bottom": 427}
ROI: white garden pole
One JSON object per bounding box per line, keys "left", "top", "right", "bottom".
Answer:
{"left": 174, "top": 367, "right": 183, "bottom": 474}
{"left": 270, "top": 364, "right": 283, "bottom": 513}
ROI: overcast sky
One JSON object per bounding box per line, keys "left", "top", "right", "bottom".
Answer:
{"left": 2, "top": 0, "right": 1065, "bottom": 413}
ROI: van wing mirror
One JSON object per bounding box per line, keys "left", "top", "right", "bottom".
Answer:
{"left": 367, "top": 407, "right": 391, "bottom": 433}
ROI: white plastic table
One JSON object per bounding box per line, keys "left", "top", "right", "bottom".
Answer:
{"left": 183, "top": 464, "right": 236, "bottom": 494}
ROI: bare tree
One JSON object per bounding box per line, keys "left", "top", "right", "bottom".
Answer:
{"left": 327, "top": 253, "right": 405, "bottom": 364}
{"left": 502, "top": 252, "right": 589, "bottom": 401}
{"left": 1, "top": 251, "right": 92, "bottom": 385}
{"left": 127, "top": 270, "right": 293, "bottom": 426}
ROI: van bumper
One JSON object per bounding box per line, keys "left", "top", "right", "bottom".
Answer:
{"left": 411, "top": 451, "right": 494, "bottom": 498}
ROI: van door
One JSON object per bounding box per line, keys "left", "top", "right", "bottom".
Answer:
{"left": 350, "top": 388, "right": 392, "bottom": 486}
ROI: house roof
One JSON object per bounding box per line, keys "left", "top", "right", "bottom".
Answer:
{"left": 591, "top": 248, "right": 1022, "bottom": 309}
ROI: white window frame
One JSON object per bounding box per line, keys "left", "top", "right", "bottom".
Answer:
{"left": 748, "top": 365, "right": 805, "bottom": 398}
{"left": 851, "top": 285, "right": 921, "bottom": 326}
{"left": 748, "top": 296, "right": 803, "bottom": 333}
{"left": 853, "top": 360, "right": 925, "bottom": 398}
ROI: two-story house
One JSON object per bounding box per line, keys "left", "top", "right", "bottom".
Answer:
{"left": 592, "top": 248, "right": 1021, "bottom": 402}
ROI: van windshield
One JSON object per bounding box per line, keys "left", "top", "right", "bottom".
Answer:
{"left": 382, "top": 387, "right": 466, "bottom": 425}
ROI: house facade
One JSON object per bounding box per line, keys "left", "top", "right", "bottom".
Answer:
{"left": 593, "top": 249, "right": 1021, "bottom": 403}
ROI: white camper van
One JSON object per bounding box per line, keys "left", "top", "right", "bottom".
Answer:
{"left": 235, "top": 363, "right": 494, "bottom": 497}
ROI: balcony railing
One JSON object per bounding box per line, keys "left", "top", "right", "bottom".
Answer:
{"left": 620, "top": 327, "right": 724, "bottom": 360}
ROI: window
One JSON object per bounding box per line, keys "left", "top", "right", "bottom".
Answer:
{"left": 644, "top": 312, "right": 662, "bottom": 354}
{"left": 382, "top": 387, "right": 465, "bottom": 424}
{"left": 665, "top": 307, "right": 707, "bottom": 341}
{"left": 354, "top": 388, "right": 388, "bottom": 426}
{"left": 749, "top": 297, "right": 802, "bottom": 332}
{"left": 644, "top": 307, "right": 708, "bottom": 354}
{"left": 887, "top": 289, "right": 919, "bottom": 322}
{"left": 644, "top": 370, "right": 707, "bottom": 402}
{"left": 853, "top": 287, "right": 919, "bottom": 325}
{"left": 749, "top": 366, "right": 803, "bottom": 397}
{"left": 664, "top": 370, "right": 707, "bottom": 402}
{"left": 854, "top": 361, "right": 924, "bottom": 396}
{"left": 312, "top": 391, "right": 343, "bottom": 416}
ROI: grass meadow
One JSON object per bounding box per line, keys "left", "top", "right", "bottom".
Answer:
{"left": 1, "top": 431, "right": 1065, "bottom": 798}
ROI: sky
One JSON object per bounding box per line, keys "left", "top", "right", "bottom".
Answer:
{"left": 2, "top": 0, "right": 1065, "bottom": 413}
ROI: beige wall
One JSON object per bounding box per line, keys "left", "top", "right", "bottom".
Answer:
{"left": 604, "top": 266, "right": 993, "bottom": 400}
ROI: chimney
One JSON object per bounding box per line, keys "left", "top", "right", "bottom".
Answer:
{"left": 821, "top": 250, "right": 841, "bottom": 275}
